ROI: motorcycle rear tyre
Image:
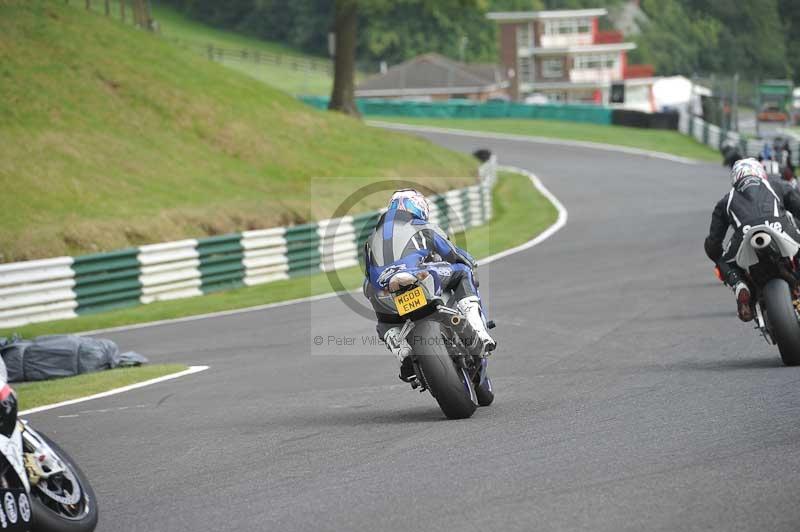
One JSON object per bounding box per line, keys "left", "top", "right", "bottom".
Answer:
{"left": 411, "top": 320, "right": 478, "bottom": 419}
{"left": 763, "top": 279, "right": 800, "bottom": 366}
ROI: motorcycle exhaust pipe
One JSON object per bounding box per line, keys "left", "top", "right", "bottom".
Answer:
{"left": 449, "top": 315, "right": 484, "bottom": 358}
{"left": 751, "top": 232, "right": 772, "bottom": 250}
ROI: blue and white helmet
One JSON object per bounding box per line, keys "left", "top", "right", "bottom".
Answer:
{"left": 730, "top": 157, "right": 767, "bottom": 186}
{"left": 387, "top": 189, "right": 430, "bottom": 221}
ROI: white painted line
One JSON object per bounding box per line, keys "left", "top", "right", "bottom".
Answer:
{"left": 19, "top": 365, "right": 209, "bottom": 416}
{"left": 368, "top": 120, "right": 701, "bottom": 165}
{"left": 72, "top": 163, "right": 567, "bottom": 336}
{"left": 480, "top": 165, "right": 568, "bottom": 265}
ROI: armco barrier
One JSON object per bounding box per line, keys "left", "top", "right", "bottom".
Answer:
{"left": 285, "top": 223, "right": 322, "bottom": 278}
{"left": 138, "top": 240, "right": 202, "bottom": 304}
{"left": 197, "top": 234, "right": 245, "bottom": 294}
{"left": 0, "top": 159, "right": 497, "bottom": 328}
{"left": 73, "top": 250, "right": 142, "bottom": 315}
{"left": 318, "top": 217, "right": 359, "bottom": 273}
{"left": 300, "top": 96, "right": 613, "bottom": 125}
{"left": 679, "top": 111, "right": 800, "bottom": 166}
{"left": 241, "top": 228, "right": 288, "bottom": 286}
{"left": 0, "top": 258, "right": 77, "bottom": 328}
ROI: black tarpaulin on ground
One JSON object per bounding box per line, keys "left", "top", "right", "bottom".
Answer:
{"left": 0, "top": 335, "right": 147, "bottom": 383}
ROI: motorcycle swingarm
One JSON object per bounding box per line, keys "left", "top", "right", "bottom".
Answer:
{"left": 755, "top": 303, "right": 774, "bottom": 345}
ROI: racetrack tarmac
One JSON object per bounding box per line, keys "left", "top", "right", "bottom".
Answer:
{"left": 28, "top": 130, "right": 800, "bottom": 531}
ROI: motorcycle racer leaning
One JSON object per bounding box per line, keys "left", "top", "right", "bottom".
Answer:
{"left": 363, "top": 189, "right": 496, "bottom": 381}
{"left": 705, "top": 158, "right": 800, "bottom": 321}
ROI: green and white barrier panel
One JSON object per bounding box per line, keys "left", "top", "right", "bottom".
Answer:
{"left": 0, "top": 258, "right": 78, "bottom": 327}
{"left": 0, "top": 161, "right": 497, "bottom": 328}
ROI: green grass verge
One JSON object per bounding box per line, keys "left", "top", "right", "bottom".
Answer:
{"left": 377, "top": 117, "right": 720, "bottom": 162}
{"left": 14, "top": 364, "right": 188, "bottom": 411}
{"left": 1, "top": 170, "right": 555, "bottom": 338}
{"left": 1, "top": 1, "right": 475, "bottom": 262}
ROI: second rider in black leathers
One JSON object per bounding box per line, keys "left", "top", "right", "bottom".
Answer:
{"left": 705, "top": 158, "right": 800, "bottom": 321}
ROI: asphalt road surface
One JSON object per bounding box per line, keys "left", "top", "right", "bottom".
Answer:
{"left": 28, "top": 130, "right": 800, "bottom": 532}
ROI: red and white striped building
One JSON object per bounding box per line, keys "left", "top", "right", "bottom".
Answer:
{"left": 488, "top": 8, "right": 656, "bottom": 109}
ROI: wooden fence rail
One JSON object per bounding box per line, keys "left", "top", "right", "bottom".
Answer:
{"left": 191, "top": 43, "right": 333, "bottom": 75}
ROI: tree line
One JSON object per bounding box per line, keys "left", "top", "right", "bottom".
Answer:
{"left": 159, "top": 0, "right": 800, "bottom": 83}
{"left": 633, "top": 0, "right": 799, "bottom": 83}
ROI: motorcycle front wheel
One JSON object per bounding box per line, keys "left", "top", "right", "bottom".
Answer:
{"left": 25, "top": 430, "right": 98, "bottom": 532}
{"left": 410, "top": 320, "right": 478, "bottom": 419}
{"left": 763, "top": 278, "right": 800, "bottom": 366}
{"left": 475, "top": 374, "right": 495, "bottom": 407}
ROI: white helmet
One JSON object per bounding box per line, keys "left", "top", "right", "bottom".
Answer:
{"left": 387, "top": 189, "right": 430, "bottom": 221}
{"left": 730, "top": 157, "right": 767, "bottom": 186}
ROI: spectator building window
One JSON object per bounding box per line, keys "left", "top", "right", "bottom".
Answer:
{"left": 518, "top": 56, "right": 534, "bottom": 83}
{"left": 544, "top": 18, "right": 592, "bottom": 36}
{"left": 542, "top": 58, "right": 564, "bottom": 78}
{"left": 573, "top": 54, "right": 617, "bottom": 70}
{"left": 516, "top": 23, "right": 533, "bottom": 48}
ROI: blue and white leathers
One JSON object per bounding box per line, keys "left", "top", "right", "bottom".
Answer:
{"left": 363, "top": 209, "right": 486, "bottom": 333}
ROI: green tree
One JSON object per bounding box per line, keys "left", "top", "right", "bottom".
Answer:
{"left": 329, "top": 0, "right": 359, "bottom": 115}
{"left": 159, "top": 0, "right": 794, "bottom": 83}
{"left": 635, "top": 0, "right": 789, "bottom": 80}
{"left": 687, "top": 0, "right": 787, "bottom": 79}
{"left": 632, "top": 0, "right": 722, "bottom": 76}
{"left": 361, "top": 0, "right": 495, "bottom": 65}
{"left": 778, "top": 0, "right": 800, "bottom": 83}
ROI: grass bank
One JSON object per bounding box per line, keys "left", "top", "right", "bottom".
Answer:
{"left": 79, "top": 0, "right": 335, "bottom": 95}
{"left": 376, "top": 117, "right": 720, "bottom": 162}
{"left": 1, "top": 1, "right": 475, "bottom": 262}
{"left": 15, "top": 364, "right": 188, "bottom": 411}
{"left": 1, "top": 170, "right": 556, "bottom": 338}
{"left": 150, "top": 2, "right": 337, "bottom": 96}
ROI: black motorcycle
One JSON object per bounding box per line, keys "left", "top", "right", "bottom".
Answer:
{"left": 733, "top": 221, "right": 800, "bottom": 366}
{"left": 374, "top": 262, "right": 495, "bottom": 419}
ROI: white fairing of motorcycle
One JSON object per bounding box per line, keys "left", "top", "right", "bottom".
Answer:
{"left": 0, "top": 360, "right": 29, "bottom": 495}
{"left": 735, "top": 224, "right": 800, "bottom": 269}
{"left": 0, "top": 429, "right": 30, "bottom": 493}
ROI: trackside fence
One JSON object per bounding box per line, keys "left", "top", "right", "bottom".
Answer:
{"left": 194, "top": 43, "right": 333, "bottom": 75}
{"left": 300, "top": 96, "right": 613, "bottom": 125}
{"left": 0, "top": 159, "right": 497, "bottom": 328}
{"left": 678, "top": 111, "right": 800, "bottom": 166}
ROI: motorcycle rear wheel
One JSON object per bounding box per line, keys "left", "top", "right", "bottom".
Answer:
{"left": 26, "top": 430, "right": 98, "bottom": 532}
{"left": 763, "top": 278, "right": 800, "bottom": 366}
{"left": 411, "top": 320, "right": 478, "bottom": 419}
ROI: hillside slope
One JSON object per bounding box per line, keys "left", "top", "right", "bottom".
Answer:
{"left": 0, "top": 1, "right": 475, "bottom": 262}
{"left": 85, "top": 0, "right": 336, "bottom": 95}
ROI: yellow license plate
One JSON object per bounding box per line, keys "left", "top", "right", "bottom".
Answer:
{"left": 394, "top": 286, "right": 427, "bottom": 316}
